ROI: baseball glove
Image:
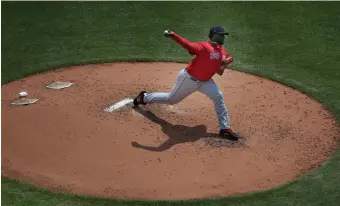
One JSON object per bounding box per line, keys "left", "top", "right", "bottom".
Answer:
{"left": 221, "top": 56, "right": 235, "bottom": 70}
{"left": 221, "top": 56, "right": 233, "bottom": 65}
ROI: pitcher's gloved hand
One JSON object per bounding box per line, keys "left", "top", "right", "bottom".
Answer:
{"left": 221, "top": 56, "right": 234, "bottom": 66}
{"left": 164, "top": 29, "right": 173, "bottom": 37}
{"left": 221, "top": 56, "right": 235, "bottom": 71}
{"left": 221, "top": 56, "right": 233, "bottom": 69}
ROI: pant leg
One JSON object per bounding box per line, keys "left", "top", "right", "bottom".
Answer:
{"left": 198, "top": 79, "right": 230, "bottom": 130}
{"left": 144, "top": 69, "right": 200, "bottom": 105}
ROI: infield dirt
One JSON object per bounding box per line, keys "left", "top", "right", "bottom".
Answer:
{"left": 2, "top": 62, "right": 339, "bottom": 200}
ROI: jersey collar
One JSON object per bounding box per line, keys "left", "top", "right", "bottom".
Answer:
{"left": 209, "top": 41, "right": 222, "bottom": 49}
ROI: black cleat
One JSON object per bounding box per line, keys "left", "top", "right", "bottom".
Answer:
{"left": 219, "top": 129, "right": 241, "bottom": 141}
{"left": 133, "top": 91, "right": 147, "bottom": 106}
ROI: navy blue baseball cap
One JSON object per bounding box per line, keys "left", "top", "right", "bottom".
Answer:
{"left": 209, "top": 26, "right": 229, "bottom": 38}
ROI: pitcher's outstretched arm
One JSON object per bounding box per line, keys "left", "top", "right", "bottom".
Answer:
{"left": 165, "top": 30, "right": 204, "bottom": 55}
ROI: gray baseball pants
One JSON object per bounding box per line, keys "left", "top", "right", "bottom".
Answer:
{"left": 143, "top": 68, "right": 230, "bottom": 130}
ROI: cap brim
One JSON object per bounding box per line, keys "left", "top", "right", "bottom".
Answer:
{"left": 218, "top": 32, "right": 229, "bottom": 35}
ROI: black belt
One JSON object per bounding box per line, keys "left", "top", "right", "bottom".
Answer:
{"left": 189, "top": 76, "right": 200, "bottom": 82}
{"left": 185, "top": 69, "right": 200, "bottom": 82}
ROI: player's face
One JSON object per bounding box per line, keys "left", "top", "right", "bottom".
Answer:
{"left": 212, "top": 34, "right": 225, "bottom": 45}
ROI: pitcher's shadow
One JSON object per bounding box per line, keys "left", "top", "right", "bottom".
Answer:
{"left": 131, "top": 106, "right": 218, "bottom": 152}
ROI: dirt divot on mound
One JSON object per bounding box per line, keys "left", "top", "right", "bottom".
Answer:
{"left": 2, "top": 62, "right": 339, "bottom": 200}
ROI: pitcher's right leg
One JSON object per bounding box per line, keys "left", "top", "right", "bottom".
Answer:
{"left": 142, "top": 69, "right": 200, "bottom": 105}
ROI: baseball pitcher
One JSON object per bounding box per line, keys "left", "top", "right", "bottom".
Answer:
{"left": 133, "top": 26, "right": 241, "bottom": 141}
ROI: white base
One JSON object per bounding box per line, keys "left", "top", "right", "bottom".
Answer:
{"left": 104, "top": 98, "right": 134, "bottom": 112}
{"left": 11, "top": 98, "right": 39, "bottom": 106}
{"left": 46, "top": 81, "right": 74, "bottom": 89}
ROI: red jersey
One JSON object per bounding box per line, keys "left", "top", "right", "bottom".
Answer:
{"left": 170, "top": 32, "right": 232, "bottom": 81}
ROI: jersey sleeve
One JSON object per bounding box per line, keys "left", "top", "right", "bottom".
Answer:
{"left": 170, "top": 32, "right": 204, "bottom": 55}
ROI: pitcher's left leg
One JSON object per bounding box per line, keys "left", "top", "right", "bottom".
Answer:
{"left": 198, "top": 79, "right": 240, "bottom": 140}
{"left": 198, "top": 79, "right": 229, "bottom": 129}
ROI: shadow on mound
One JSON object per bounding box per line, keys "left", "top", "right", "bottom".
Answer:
{"left": 131, "top": 107, "right": 246, "bottom": 151}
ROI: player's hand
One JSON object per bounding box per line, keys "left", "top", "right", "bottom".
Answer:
{"left": 164, "top": 29, "right": 173, "bottom": 37}
{"left": 221, "top": 56, "right": 233, "bottom": 66}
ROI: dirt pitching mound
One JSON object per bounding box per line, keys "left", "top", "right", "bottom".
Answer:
{"left": 2, "top": 62, "right": 339, "bottom": 200}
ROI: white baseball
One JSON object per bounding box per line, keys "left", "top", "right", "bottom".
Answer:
{"left": 164, "top": 30, "right": 169, "bottom": 35}
{"left": 19, "top": 91, "right": 28, "bottom": 98}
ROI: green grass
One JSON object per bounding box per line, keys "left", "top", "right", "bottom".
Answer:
{"left": 2, "top": 1, "right": 340, "bottom": 205}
